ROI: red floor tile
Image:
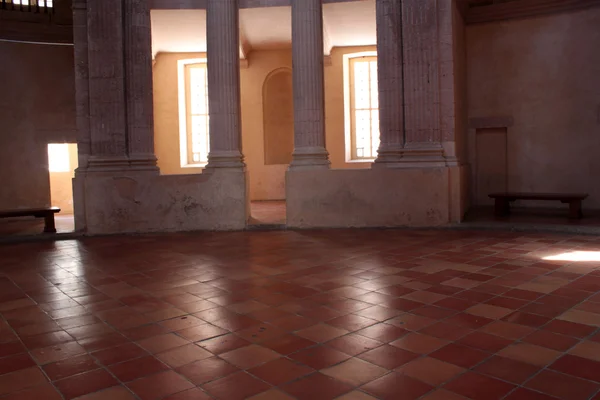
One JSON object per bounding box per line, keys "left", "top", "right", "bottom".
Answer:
{"left": 0, "top": 383, "right": 64, "bottom": 400}
{"left": 474, "top": 355, "right": 540, "bottom": 384}
{"left": 197, "top": 333, "right": 251, "bottom": 354}
{"left": 261, "top": 334, "right": 316, "bottom": 354}
{"left": 108, "top": 355, "right": 169, "bottom": 381}
{"left": 326, "top": 333, "right": 383, "bottom": 356}
{"left": 281, "top": 372, "right": 354, "bottom": 400}
{"left": 430, "top": 343, "right": 490, "bottom": 368}
{"left": 358, "top": 344, "right": 420, "bottom": 369}
{"left": 202, "top": 371, "right": 272, "bottom": 400}
{"left": 2, "top": 230, "right": 600, "bottom": 400}
{"left": 504, "top": 388, "right": 557, "bottom": 400}
{"left": 444, "top": 371, "right": 516, "bottom": 400}
{"left": 525, "top": 369, "right": 600, "bottom": 400}
{"left": 127, "top": 370, "right": 195, "bottom": 400}
{"left": 54, "top": 369, "right": 118, "bottom": 400}
{"left": 549, "top": 354, "right": 600, "bottom": 382}
{"left": 219, "top": 344, "right": 280, "bottom": 369}
{"left": 92, "top": 342, "right": 148, "bottom": 365}
{"left": 0, "top": 353, "right": 36, "bottom": 375}
{"left": 362, "top": 372, "right": 433, "bottom": 400}
{"left": 248, "top": 357, "right": 313, "bottom": 385}
{"left": 289, "top": 345, "right": 350, "bottom": 369}
{"left": 522, "top": 329, "right": 579, "bottom": 351}
{"left": 43, "top": 354, "right": 99, "bottom": 381}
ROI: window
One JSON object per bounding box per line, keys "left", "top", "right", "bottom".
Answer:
{"left": 48, "top": 144, "right": 70, "bottom": 173}
{"left": 2, "top": 0, "right": 53, "bottom": 9}
{"left": 178, "top": 59, "right": 210, "bottom": 167}
{"left": 344, "top": 52, "right": 380, "bottom": 162}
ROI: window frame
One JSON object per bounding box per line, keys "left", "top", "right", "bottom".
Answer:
{"left": 177, "top": 58, "right": 210, "bottom": 169}
{"left": 343, "top": 51, "right": 379, "bottom": 163}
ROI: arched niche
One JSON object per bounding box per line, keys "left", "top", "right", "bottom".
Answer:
{"left": 263, "top": 68, "right": 294, "bottom": 165}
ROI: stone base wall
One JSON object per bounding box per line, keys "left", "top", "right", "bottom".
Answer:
{"left": 73, "top": 169, "right": 248, "bottom": 234}
{"left": 286, "top": 166, "right": 467, "bottom": 228}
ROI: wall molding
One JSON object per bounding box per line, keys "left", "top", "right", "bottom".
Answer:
{"left": 466, "top": 0, "right": 600, "bottom": 24}
{"left": 150, "top": 0, "right": 364, "bottom": 10}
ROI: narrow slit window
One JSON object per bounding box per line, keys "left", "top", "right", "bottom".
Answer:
{"left": 185, "top": 63, "right": 210, "bottom": 165}
{"left": 349, "top": 56, "right": 379, "bottom": 160}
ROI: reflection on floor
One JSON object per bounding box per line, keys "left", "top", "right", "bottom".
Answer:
{"left": 249, "top": 200, "right": 286, "bottom": 226}
{"left": 0, "top": 201, "right": 286, "bottom": 239}
{"left": 464, "top": 207, "right": 600, "bottom": 234}
{"left": 0, "top": 229, "right": 600, "bottom": 399}
{"left": 0, "top": 215, "right": 75, "bottom": 237}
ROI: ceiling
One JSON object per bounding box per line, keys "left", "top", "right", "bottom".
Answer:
{"left": 150, "top": 0, "right": 376, "bottom": 58}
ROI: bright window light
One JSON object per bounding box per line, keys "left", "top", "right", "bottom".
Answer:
{"left": 543, "top": 251, "right": 600, "bottom": 262}
{"left": 8, "top": 0, "right": 53, "bottom": 7}
{"left": 48, "top": 144, "right": 70, "bottom": 173}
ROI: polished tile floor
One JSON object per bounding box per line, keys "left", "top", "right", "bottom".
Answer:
{"left": 1, "top": 229, "right": 600, "bottom": 399}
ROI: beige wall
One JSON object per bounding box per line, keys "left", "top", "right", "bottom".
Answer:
{"left": 0, "top": 41, "right": 76, "bottom": 210}
{"left": 467, "top": 9, "right": 600, "bottom": 208}
{"left": 49, "top": 144, "right": 78, "bottom": 214}
{"left": 153, "top": 45, "right": 376, "bottom": 201}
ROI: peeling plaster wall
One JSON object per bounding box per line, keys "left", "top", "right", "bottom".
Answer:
{"left": 286, "top": 167, "right": 463, "bottom": 228}
{"left": 77, "top": 170, "right": 248, "bottom": 234}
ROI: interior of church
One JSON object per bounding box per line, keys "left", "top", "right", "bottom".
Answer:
{"left": 1, "top": 1, "right": 600, "bottom": 399}
{"left": 1, "top": 0, "right": 600, "bottom": 238}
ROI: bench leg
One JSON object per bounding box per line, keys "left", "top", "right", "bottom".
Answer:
{"left": 569, "top": 200, "right": 583, "bottom": 219}
{"left": 43, "top": 214, "right": 57, "bottom": 233}
{"left": 494, "top": 198, "right": 510, "bottom": 217}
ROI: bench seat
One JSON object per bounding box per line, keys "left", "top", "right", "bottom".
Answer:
{"left": 489, "top": 192, "right": 588, "bottom": 219}
{"left": 0, "top": 207, "right": 61, "bottom": 233}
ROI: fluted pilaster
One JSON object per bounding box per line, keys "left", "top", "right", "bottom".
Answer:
{"left": 205, "top": 0, "right": 245, "bottom": 170}
{"left": 123, "top": 0, "right": 158, "bottom": 170}
{"left": 86, "top": 0, "right": 128, "bottom": 167}
{"left": 401, "top": 0, "right": 445, "bottom": 165}
{"left": 373, "top": 0, "right": 405, "bottom": 167}
{"left": 289, "top": 0, "right": 330, "bottom": 170}
{"left": 72, "top": 0, "right": 90, "bottom": 172}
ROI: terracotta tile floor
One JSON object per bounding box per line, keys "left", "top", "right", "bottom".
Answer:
{"left": 1, "top": 229, "right": 600, "bottom": 399}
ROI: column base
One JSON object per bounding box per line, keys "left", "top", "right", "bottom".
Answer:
{"left": 86, "top": 155, "right": 159, "bottom": 174}
{"left": 205, "top": 150, "right": 246, "bottom": 171}
{"left": 372, "top": 143, "right": 404, "bottom": 167}
{"left": 289, "top": 146, "right": 330, "bottom": 171}
{"left": 374, "top": 143, "right": 455, "bottom": 168}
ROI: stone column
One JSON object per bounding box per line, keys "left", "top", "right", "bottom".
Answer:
{"left": 400, "top": 0, "right": 446, "bottom": 166}
{"left": 72, "top": 0, "right": 90, "bottom": 171}
{"left": 86, "top": 0, "right": 129, "bottom": 170}
{"left": 123, "top": 0, "right": 158, "bottom": 170}
{"left": 373, "top": 0, "right": 405, "bottom": 167}
{"left": 289, "top": 0, "right": 330, "bottom": 170}
{"left": 205, "top": 0, "right": 245, "bottom": 170}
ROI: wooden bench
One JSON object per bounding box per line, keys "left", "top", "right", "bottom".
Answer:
{"left": 489, "top": 193, "right": 588, "bottom": 219}
{"left": 0, "top": 207, "right": 61, "bottom": 233}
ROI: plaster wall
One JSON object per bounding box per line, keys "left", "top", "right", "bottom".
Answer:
{"left": 467, "top": 9, "right": 600, "bottom": 208}
{"left": 286, "top": 167, "right": 464, "bottom": 228}
{"left": 75, "top": 169, "right": 248, "bottom": 235}
{"left": 153, "top": 46, "right": 376, "bottom": 201}
{"left": 0, "top": 41, "right": 76, "bottom": 210}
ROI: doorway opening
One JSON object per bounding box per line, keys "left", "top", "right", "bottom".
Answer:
{"left": 47, "top": 143, "right": 77, "bottom": 232}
